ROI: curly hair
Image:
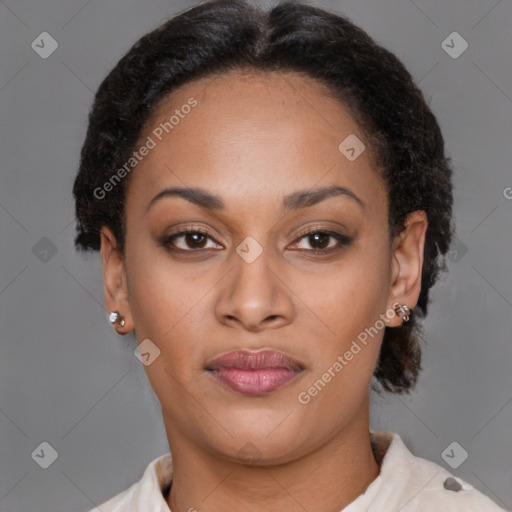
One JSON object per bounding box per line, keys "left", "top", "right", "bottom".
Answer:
{"left": 72, "top": 0, "right": 454, "bottom": 394}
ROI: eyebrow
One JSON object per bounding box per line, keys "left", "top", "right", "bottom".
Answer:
{"left": 146, "top": 184, "right": 365, "bottom": 213}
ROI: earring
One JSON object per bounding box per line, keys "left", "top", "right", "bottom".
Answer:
{"left": 394, "top": 303, "right": 411, "bottom": 324}
{"left": 109, "top": 310, "right": 125, "bottom": 328}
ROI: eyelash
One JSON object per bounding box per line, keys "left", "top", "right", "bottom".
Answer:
{"left": 160, "top": 226, "right": 352, "bottom": 255}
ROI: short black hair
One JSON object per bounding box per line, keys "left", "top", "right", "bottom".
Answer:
{"left": 73, "top": 0, "right": 454, "bottom": 394}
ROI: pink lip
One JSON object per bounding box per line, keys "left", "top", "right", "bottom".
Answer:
{"left": 205, "top": 350, "right": 305, "bottom": 396}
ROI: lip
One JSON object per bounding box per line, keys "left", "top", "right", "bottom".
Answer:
{"left": 205, "top": 349, "right": 305, "bottom": 396}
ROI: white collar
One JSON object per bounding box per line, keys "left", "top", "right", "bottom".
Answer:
{"left": 92, "top": 431, "right": 506, "bottom": 511}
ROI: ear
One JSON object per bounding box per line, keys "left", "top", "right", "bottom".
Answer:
{"left": 386, "top": 210, "right": 428, "bottom": 327}
{"left": 100, "top": 226, "right": 133, "bottom": 335}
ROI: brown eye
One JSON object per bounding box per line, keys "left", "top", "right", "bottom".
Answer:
{"left": 182, "top": 232, "right": 207, "bottom": 249}
{"left": 161, "top": 229, "right": 222, "bottom": 251}
{"left": 307, "top": 232, "right": 330, "bottom": 250}
{"left": 290, "top": 229, "right": 352, "bottom": 255}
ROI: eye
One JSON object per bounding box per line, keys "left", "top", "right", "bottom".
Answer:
{"left": 161, "top": 227, "right": 352, "bottom": 255}
{"left": 289, "top": 228, "right": 352, "bottom": 255}
{"left": 161, "top": 228, "right": 223, "bottom": 251}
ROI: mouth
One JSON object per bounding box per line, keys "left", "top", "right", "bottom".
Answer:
{"left": 205, "top": 349, "right": 305, "bottom": 396}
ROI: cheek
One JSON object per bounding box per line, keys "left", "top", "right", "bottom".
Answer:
{"left": 292, "top": 236, "right": 391, "bottom": 405}
{"left": 295, "top": 258, "right": 390, "bottom": 424}
{"left": 125, "top": 230, "right": 200, "bottom": 328}
{"left": 296, "top": 237, "right": 391, "bottom": 340}
{"left": 125, "top": 255, "right": 209, "bottom": 413}
{"left": 125, "top": 244, "right": 214, "bottom": 373}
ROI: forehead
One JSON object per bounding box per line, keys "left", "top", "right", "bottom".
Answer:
{"left": 126, "top": 69, "right": 386, "bottom": 218}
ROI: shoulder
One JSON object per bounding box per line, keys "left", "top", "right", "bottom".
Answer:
{"left": 370, "top": 431, "right": 507, "bottom": 512}
{"left": 88, "top": 484, "right": 136, "bottom": 512}
{"left": 406, "top": 459, "right": 507, "bottom": 511}
{"left": 86, "top": 452, "right": 173, "bottom": 512}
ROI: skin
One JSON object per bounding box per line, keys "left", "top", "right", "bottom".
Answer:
{"left": 100, "top": 69, "right": 427, "bottom": 512}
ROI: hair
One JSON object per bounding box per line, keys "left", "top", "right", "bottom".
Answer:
{"left": 73, "top": 0, "right": 454, "bottom": 394}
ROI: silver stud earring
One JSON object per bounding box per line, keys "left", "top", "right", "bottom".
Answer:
{"left": 109, "top": 310, "right": 125, "bottom": 328}
{"left": 394, "top": 303, "right": 411, "bottom": 324}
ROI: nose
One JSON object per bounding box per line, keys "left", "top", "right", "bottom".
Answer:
{"left": 215, "top": 249, "right": 295, "bottom": 333}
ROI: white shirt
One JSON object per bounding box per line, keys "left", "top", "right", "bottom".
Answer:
{"left": 88, "top": 431, "right": 507, "bottom": 511}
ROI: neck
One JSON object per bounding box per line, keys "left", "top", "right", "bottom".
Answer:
{"left": 165, "top": 407, "right": 381, "bottom": 512}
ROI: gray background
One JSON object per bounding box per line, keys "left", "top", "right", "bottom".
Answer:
{"left": 1, "top": 0, "right": 511, "bottom": 510}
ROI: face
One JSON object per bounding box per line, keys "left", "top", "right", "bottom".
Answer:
{"left": 101, "top": 69, "right": 426, "bottom": 465}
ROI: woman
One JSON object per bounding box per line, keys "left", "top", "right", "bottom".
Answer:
{"left": 72, "top": 0, "right": 506, "bottom": 510}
